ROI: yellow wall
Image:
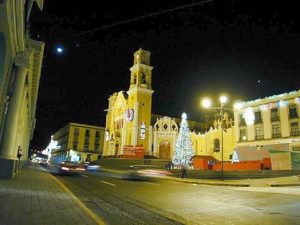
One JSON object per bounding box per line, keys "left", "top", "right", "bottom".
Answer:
{"left": 53, "top": 123, "right": 105, "bottom": 162}
{"left": 190, "top": 127, "right": 236, "bottom": 161}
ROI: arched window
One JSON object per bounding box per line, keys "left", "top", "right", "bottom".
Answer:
{"left": 214, "top": 139, "right": 220, "bottom": 152}
{"left": 141, "top": 73, "right": 146, "bottom": 84}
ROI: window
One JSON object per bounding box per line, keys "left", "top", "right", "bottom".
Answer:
{"left": 213, "top": 139, "right": 220, "bottom": 152}
{"left": 291, "top": 122, "right": 300, "bottom": 136}
{"left": 255, "top": 127, "right": 264, "bottom": 140}
{"left": 95, "top": 131, "right": 100, "bottom": 151}
{"left": 239, "top": 129, "right": 247, "bottom": 141}
{"left": 272, "top": 124, "right": 281, "bottom": 138}
{"left": 289, "top": 105, "right": 298, "bottom": 119}
{"left": 239, "top": 114, "right": 246, "bottom": 126}
{"left": 255, "top": 111, "right": 262, "bottom": 124}
{"left": 85, "top": 129, "right": 90, "bottom": 137}
{"left": 141, "top": 73, "right": 146, "bottom": 84}
{"left": 271, "top": 108, "right": 280, "bottom": 121}
{"left": 84, "top": 129, "right": 90, "bottom": 150}
{"left": 74, "top": 128, "right": 79, "bottom": 136}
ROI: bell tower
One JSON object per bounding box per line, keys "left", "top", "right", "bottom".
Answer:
{"left": 126, "top": 48, "right": 154, "bottom": 156}
{"left": 129, "top": 48, "right": 152, "bottom": 89}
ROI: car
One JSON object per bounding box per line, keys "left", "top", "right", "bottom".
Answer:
{"left": 59, "top": 161, "right": 86, "bottom": 175}
{"left": 122, "top": 165, "right": 172, "bottom": 180}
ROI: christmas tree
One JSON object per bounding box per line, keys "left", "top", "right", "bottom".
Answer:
{"left": 172, "top": 112, "right": 195, "bottom": 168}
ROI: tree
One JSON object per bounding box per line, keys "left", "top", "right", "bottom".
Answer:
{"left": 172, "top": 112, "right": 194, "bottom": 168}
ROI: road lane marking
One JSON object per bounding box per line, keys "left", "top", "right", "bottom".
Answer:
{"left": 143, "top": 182, "right": 160, "bottom": 186}
{"left": 112, "top": 175, "right": 122, "bottom": 178}
{"left": 100, "top": 181, "right": 116, "bottom": 186}
{"left": 81, "top": 174, "right": 88, "bottom": 177}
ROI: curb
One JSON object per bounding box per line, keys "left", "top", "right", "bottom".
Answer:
{"left": 165, "top": 177, "right": 250, "bottom": 187}
{"left": 269, "top": 183, "right": 300, "bottom": 187}
{"left": 47, "top": 169, "right": 106, "bottom": 225}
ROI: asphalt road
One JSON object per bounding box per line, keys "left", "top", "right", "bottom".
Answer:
{"left": 54, "top": 170, "right": 300, "bottom": 225}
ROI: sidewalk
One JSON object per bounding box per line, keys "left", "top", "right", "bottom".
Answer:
{"left": 0, "top": 163, "right": 104, "bottom": 225}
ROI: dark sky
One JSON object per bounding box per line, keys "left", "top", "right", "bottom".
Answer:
{"left": 29, "top": 0, "right": 300, "bottom": 150}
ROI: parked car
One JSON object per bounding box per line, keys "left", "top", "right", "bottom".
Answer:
{"left": 59, "top": 161, "right": 86, "bottom": 175}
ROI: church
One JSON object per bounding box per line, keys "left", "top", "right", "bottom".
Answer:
{"left": 103, "top": 49, "right": 235, "bottom": 162}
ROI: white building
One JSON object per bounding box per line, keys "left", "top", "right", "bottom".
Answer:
{"left": 234, "top": 90, "right": 300, "bottom": 169}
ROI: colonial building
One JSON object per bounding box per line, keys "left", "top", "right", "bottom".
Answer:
{"left": 50, "top": 123, "right": 105, "bottom": 164}
{"left": 103, "top": 49, "right": 235, "bottom": 161}
{"left": 0, "top": 0, "right": 45, "bottom": 178}
{"left": 234, "top": 90, "right": 300, "bottom": 169}
{"left": 103, "top": 49, "right": 154, "bottom": 157}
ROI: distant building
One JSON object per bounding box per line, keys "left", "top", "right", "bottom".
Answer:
{"left": 0, "top": 0, "right": 45, "bottom": 178}
{"left": 51, "top": 123, "right": 105, "bottom": 164}
{"left": 234, "top": 90, "right": 300, "bottom": 170}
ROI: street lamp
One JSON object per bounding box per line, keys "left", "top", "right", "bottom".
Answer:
{"left": 201, "top": 95, "right": 228, "bottom": 180}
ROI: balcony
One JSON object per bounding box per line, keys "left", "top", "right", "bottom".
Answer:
{"left": 239, "top": 121, "right": 246, "bottom": 126}
{"left": 255, "top": 135, "right": 264, "bottom": 140}
{"left": 272, "top": 133, "right": 281, "bottom": 138}
{"left": 254, "top": 119, "right": 262, "bottom": 124}
{"left": 271, "top": 116, "right": 280, "bottom": 122}
{"left": 290, "top": 131, "right": 300, "bottom": 137}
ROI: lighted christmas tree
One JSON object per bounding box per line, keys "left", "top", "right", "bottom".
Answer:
{"left": 172, "top": 112, "right": 195, "bottom": 168}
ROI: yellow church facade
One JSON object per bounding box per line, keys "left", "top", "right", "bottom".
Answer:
{"left": 103, "top": 49, "right": 154, "bottom": 157}
{"left": 103, "top": 49, "right": 236, "bottom": 161}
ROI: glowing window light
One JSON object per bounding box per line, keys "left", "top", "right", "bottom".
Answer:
{"left": 259, "top": 104, "right": 269, "bottom": 111}
{"left": 243, "top": 108, "right": 255, "bottom": 125}
{"left": 279, "top": 100, "right": 288, "bottom": 107}
{"left": 295, "top": 98, "right": 300, "bottom": 104}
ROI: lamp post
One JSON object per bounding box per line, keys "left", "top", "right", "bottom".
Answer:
{"left": 202, "top": 96, "right": 228, "bottom": 180}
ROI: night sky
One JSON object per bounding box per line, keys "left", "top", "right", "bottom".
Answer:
{"left": 29, "top": 0, "right": 300, "bottom": 150}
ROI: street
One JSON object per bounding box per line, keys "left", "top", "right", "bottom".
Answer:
{"left": 53, "top": 169, "right": 300, "bottom": 225}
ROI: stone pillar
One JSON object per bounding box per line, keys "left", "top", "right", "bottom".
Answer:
{"left": 132, "top": 102, "right": 139, "bottom": 145}
{"left": 0, "top": 53, "right": 29, "bottom": 159}
{"left": 148, "top": 125, "right": 152, "bottom": 155}
{"left": 262, "top": 109, "right": 271, "bottom": 139}
{"left": 280, "top": 106, "right": 289, "bottom": 137}
{"left": 247, "top": 124, "right": 255, "bottom": 141}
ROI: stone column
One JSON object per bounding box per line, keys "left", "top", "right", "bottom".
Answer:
{"left": 262, "top": 109, "right": 271, "bottom": 139}
{"left": 132, "top": 102, "right": 139, "bottom": 145}
{"left": 148, "top": 125, "right": 152, "bottom": 155}
{"left": 0, "top": 53, "right": 29, "bottom": 159}
{"left": 280, "top": 106, "right": 289, "bottom": 137}
{"left": 247, "top": 124, "right": 255, "bottom": 141}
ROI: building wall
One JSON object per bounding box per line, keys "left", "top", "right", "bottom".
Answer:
{"left": 234, "top": 91, "right": 300, "bottom": 156}
{"left": 52, "top": 123, "right": 105, "bottom": 163}
{"left": 103, "top": 49, "right": 153, "bottom": 157}
{"left": 190, "top": 126, "right": 236, "bottom": 162}
{"left": 0, "top": 1, "right": 44, "bottom": 178}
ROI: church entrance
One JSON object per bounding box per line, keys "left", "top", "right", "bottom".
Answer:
{"left": 159, "top": 141, "right": 171, "bottom": 159}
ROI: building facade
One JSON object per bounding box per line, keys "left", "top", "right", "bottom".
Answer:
{"left": 0, "top": 0, "right": 45, "bottom": 178}
{"left": 234, "top": 90, "right": 300, "bottom": 169}
{"left": 103, "top": 49, "right": 236, "bottom": 162}
{"left": 103, "top": 49, "right": 154, "bottom": 157}
{"left": 51, "top": 123, "right": 105, "bottom": 164}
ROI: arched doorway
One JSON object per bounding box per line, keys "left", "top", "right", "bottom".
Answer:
{"left": 159, "top": 140, "right": 170, "bottom": 159}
